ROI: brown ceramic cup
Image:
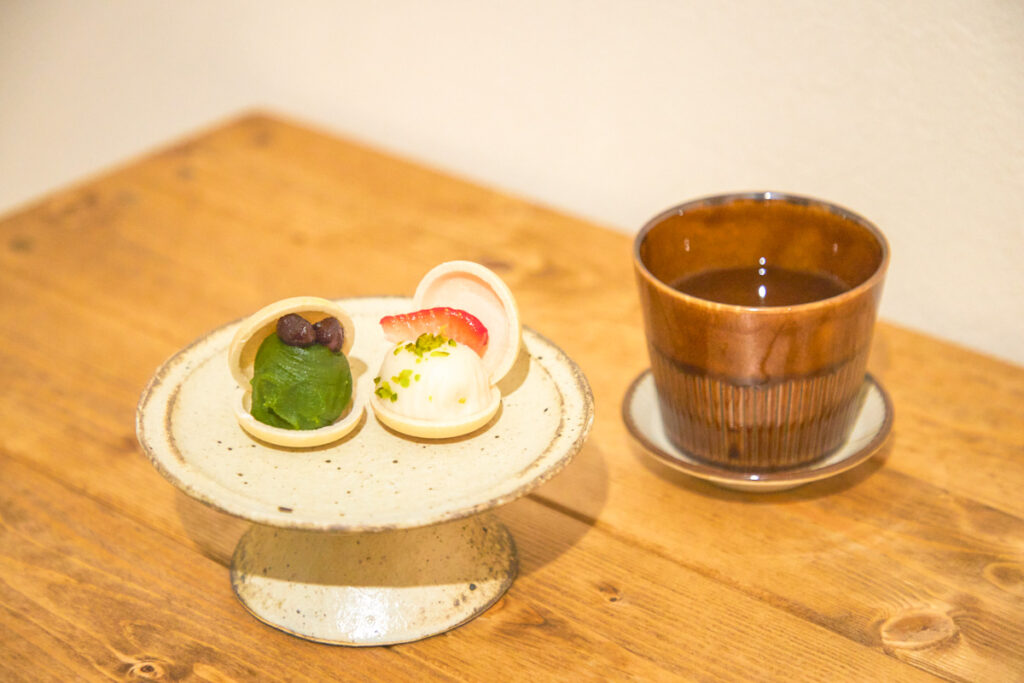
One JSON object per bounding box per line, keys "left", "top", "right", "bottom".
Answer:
{"left": 634, "top": 192, "right": 888, "bottom": 471}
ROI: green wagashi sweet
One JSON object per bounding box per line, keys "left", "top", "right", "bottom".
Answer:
{"left": 249, "top": 332, "right": 352, "bottom": 430}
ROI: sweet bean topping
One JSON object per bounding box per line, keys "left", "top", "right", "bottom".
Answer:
{"left": 313, "top": 317, "right": 344, "bottom": 352}
{"left": 277, "top": 313, "right": 316, "bottom": 347}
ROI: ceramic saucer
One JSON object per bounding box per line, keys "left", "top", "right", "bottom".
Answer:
{"left": 622, "top": 370, "right": 893, "bottom": 492}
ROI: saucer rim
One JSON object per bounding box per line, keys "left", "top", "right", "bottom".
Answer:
{"left": 622, "top": 369, "right": 893, "bottom": 489}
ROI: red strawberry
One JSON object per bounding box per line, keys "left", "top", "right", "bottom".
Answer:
{"left": 380, "top": 307, "right": 489, "bottom": 357}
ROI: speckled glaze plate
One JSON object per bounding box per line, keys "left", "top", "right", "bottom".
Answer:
{"left": 136, "top": 296, "right": 593, "bottom": 646}
{"left": 137, "top": 297, "right": 594, "bottom": 531}
{"left": 623, "top": 370, "right": 892, "bottom": 492}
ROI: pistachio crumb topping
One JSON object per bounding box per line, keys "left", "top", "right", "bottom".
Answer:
{"left": 374, "top": 379, "right": 398, "bottom": 402}
{"left": 377, "top": 333, "right": 467, "bottom": 406}
{"left": 399, "top": 332, "right": 458, "bottom": 359}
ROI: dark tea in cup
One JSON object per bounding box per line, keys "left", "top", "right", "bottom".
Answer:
{"left": 671, "top": 265, "right": 850, "bottom": 307}
{"left": 633, "top": 192, "right": 888, "bottom": 470}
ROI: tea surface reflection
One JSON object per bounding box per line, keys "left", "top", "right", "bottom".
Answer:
{"left": 671, "top": 264, "right": 849, "bottom": 307}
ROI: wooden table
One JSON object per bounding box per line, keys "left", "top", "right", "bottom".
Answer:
{"left": 2, "top": 112, "right": 1022, "bottom": 681}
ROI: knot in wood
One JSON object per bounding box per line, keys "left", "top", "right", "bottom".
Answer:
{"left": 880, "top": 610, "right": 958, "bottom": 651}
{"left": 127, "top": 660, "right": 167, "bottom": 679}
{"left": 982, "top": 562, "right": 1024, "bottom": 596}
{"left": 596, "top": 581, "right": 622, "bottom": 602}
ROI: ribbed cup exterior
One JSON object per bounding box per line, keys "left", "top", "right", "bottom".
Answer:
{"left": 650, "top": 346, "right": 868, "bottom": 470}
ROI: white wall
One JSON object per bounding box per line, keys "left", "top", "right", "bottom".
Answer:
{"left": 2, "top": 1, "right": 1022, "bottom": 364}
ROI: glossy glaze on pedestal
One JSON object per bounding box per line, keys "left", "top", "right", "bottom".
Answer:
{"left": 231, "top": 513, "right": 516, "bottom": 646}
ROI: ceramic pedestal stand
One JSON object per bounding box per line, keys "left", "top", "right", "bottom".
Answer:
{"left": 137, "top": 297, "right": 593, "bottom": 646}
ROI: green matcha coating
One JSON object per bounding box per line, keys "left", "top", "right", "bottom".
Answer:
{"left": 250, "top": 333, "right": 353, "bottom": 430}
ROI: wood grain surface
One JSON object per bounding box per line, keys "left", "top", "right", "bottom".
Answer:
{"left": 1, "top": 112, "right": 1022, "bottom": 681}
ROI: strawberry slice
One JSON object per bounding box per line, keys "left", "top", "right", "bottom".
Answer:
{"left": 380, "top": 307, "right": 489, "bottom": 357}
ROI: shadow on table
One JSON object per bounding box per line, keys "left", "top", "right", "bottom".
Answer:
{"left": 173, "top": 491, "right": 250, "bottom": 568}
{"left": 497, "top": 438, "right": 611, "bottom": 577}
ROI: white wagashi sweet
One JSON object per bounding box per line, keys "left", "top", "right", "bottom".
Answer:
{"left": 370, "top": 261, "right": 521, "bottom": 439}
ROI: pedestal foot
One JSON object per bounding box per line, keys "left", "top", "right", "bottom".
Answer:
{"left": 230, "top": 512, "right": 516, "bottom": 646}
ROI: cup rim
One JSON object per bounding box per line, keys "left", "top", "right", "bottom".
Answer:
{"left": 634, "top": 191, "right": 890, "bottom": 313}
